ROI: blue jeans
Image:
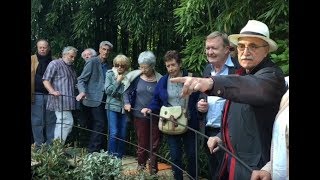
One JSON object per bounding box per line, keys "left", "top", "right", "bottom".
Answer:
{"left": 31, "top": 94, "right": 56, "bottom": 147}
{"left": 107, "top": 110, "right": 127, "bottom": 158}
{"left": 167, "top": 131, "right": 197, "bottom": 180}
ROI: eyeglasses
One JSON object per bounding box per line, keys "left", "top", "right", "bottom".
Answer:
{"left": 237, "top": 43, "right": 269, "bottom": 52}
{"left": 114, "top": 64, "right": 126, "bottom": 68}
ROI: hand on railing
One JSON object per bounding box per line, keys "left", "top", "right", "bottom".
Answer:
{"left": 141, "top": 108, "right": 151, "bottom": 117}
{"left": 124, "top": 104, "right": 131, "bottom": 112}
{"left": 76, "top": 92, "right": 86, "bottom": 101}
{"left": 49, "top": 90, "right": 61, "bottom": 96}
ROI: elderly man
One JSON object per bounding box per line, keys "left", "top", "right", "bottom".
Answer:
{"left": 75, "top": 47, "right": 98, "bottom": 129}
{"left": 43, "top": 46, "right": 78, "bottom": 144}
{"left": 171, "top": 20, "right": 287, "bottom": 179}
{"left": 197, "top": 31, "right": 239, "bottom": 180}
{"left": 31, "top": 39, "right": 56, "bottom": 148}
{"left": 81, "top": 48, "right": 97, "bottom": 61}
{"left": 76, "top": 41, "right": 113, "bottom": 153}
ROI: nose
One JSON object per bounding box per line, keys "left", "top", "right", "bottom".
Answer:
{"left": 242, "top": 47, "right": 252, "bottom": 55}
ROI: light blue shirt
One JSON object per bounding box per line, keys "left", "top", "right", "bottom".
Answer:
{"left": 206, "top": 55, "right": 234, "bottom": 128}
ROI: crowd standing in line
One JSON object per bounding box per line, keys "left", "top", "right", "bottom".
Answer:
{"left": 32, "top": 20, "right": 288, "bottom": 179}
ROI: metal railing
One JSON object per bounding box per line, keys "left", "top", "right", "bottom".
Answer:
{"left": 31, "top": 92, "right": 253, "bottom": 179}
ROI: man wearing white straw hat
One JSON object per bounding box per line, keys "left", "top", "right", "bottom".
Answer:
{"left": 170, "top": 20, "right": 287, "bottom": 179}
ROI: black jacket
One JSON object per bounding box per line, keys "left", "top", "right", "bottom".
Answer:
{"left": 208, "top": 58, "right": 287, "bottom": 179}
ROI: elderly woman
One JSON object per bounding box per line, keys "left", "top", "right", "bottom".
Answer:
{"left": 104, "top": 54, "right": 131, "bottom": 158}
{"left": 123, "top": 51, "right": 162, "bottom": 173}
{"left": 141, "top": 50, "right": 199, "bottom": 180}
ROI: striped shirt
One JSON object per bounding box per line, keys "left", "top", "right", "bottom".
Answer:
{"left": 42, "top": 59, "right": 77, "bottom": 111}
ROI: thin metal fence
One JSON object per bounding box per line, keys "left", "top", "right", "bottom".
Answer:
{"left": 31, "top": 92, "right": 253, "bottom": 179}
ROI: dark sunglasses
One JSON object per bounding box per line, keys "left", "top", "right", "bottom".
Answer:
{"left": 114, "top": 64, "right": 126, "bottom": 68}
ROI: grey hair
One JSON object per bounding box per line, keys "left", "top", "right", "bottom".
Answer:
{"left": 99, "top": 41, "right": 113, "bottom": 49}
{"left": 138, "top": 51, "right": 156, "bottom": 68}
{"left": 62, "top": 46, "right": 78, "bottom": 56}
{"left": 81, "top": 48, "right": 97, "bottom": 59}
{"left": 206, "top": 31, "right": 230, "bottom": 47}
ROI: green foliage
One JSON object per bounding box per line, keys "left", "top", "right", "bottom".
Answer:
{"left": 116, "top": 0, "right": 147, "bottom": 41}
{"left": 158, "top": 136, "right": 171, "bottom": 162}
{"left": 32, "top": 140, "right": 122, "bottom": 179}
{"left": 181, "top": 36, "right": 207, "bottom": 76}
{"left": 31, "top": 139, "right": 168, "bottom": 179}
{"left": 174, "top": 0, "right": 207, "bottom": 37}
{"left": 174, "top": 0, "right": 289, "bottom": 77}
{"left": 31, "top": 140, "right": 74, "bottom": 179}
{"left": 72, "top": 150, "right": 123, "bottom": 179}
{"left": 271, "top": 39, "right": 289, "bottom": 75}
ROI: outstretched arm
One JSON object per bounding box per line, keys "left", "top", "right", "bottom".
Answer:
{"left": 170, "top": 77, "right": 214, "bottom": 97}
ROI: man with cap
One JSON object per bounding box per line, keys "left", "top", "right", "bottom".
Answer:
{"left": 170, "top": 20, "right": 287, "bottom": 179}
{"left": 76, "top": 41, "right": 113, "bottom": 153}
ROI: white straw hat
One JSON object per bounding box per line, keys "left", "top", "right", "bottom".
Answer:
{"left": 228, "top": 20, "right": 278, "bottom": 52}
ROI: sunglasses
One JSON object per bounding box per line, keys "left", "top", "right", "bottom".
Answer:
{"left": 114, "top": 64, "right": 126, "bottom": 68}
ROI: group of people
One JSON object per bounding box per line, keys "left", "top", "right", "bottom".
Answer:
{"left": 31, "top": 40, "right": 114, "bottom": 155}
{"left": 31, "top": 19, "right": 289, "bottom": 180}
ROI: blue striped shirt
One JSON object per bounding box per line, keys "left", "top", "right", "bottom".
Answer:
{"left": 43, "top": 59, "right": 77, "bottom": 111}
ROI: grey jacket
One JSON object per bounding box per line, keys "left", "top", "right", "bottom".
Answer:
{"left": 77, "top": 57, "right": 107, "bottom": 107}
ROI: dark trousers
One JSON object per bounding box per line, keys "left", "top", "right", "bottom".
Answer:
{"left": 78, "top": 104, "right": 92, "bottom": 128}
{"left": 87, "top": 104, "right": 107, "bottom": 153}
{"left": 167, "top": 130, "right": 197, "bottom": 180}
{"left": 205, "top": 127, "right": 223, "bottom": 180}
{"left": 134, "top": 117, "right": 161, "bottom": 171}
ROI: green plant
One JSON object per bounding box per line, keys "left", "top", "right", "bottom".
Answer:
{"left": 31, "top": 140, "right": 123, "bottom": 179}
{"left": 72, "top": 150, "right": 123, "bottom": 180}
{"left": 270, "top": 39, "right": 289, "bottom": 75}
{"left": 31, "top": 140, "right": 73, "bottom": 179}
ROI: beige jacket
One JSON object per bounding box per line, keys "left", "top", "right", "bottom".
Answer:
{"left": 31, "top": 55, "right": 39, "bottom": 103}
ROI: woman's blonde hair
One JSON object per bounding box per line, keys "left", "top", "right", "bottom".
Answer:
{"left": 113, "top": 54, "right": 131, "bottom": 69}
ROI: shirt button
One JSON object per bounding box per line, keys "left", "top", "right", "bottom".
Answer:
{"left": 217, "top": 90, "right": 221, "bottom": 94}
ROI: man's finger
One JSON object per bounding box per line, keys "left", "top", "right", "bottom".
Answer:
{"left": 170, "top": 77, "right": 187, "bottom": 83}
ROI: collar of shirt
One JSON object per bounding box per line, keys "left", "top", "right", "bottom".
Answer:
{"left": 210, "top": 55, "right": 235, "bottom": 76}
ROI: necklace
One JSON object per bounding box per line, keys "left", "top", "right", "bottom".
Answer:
{"left": 142, "top": 74, "right": 156, "bottom": 82}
